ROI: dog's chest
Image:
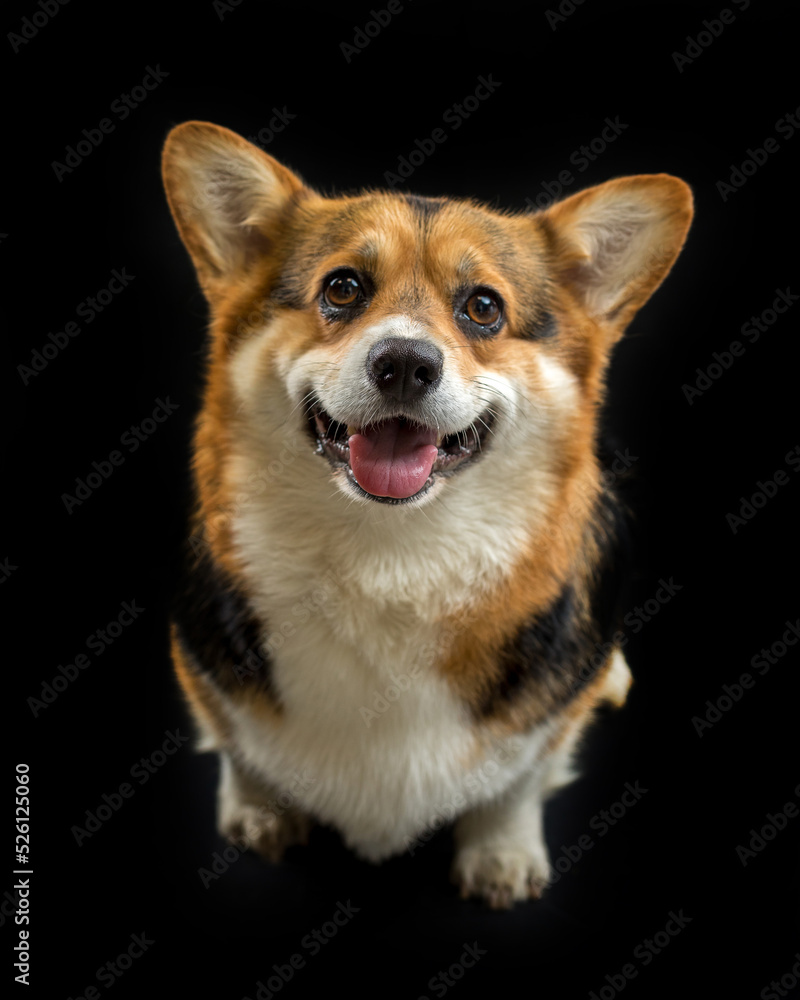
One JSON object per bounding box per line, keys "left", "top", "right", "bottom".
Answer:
{"left": 224, "top": 471, "right": 545, "bottom": 857}
{"left": 228, "top": 609, "right": 547, "bottom": 859}
{"left": 226, "top": 540, "right": 544, "bottom": 858}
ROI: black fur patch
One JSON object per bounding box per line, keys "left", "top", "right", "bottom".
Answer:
{"left": 483, "top": 584, "right": 591, "bottom": 715}
{"left": 479, "top": 488, "right": 630, "bottom": 717}
{"left": 270, "top": 271, "right": 308, "bottom": 311}
{"left": 517, "top": 309, "right": 558, "bottom": 341}
{"left": 403, "top": 194, "right": 444, "bottom": 221}
{"left": 171, "top": 543, "right": 278, "bottom": 700}
{"left": 588, "top": 484, "right": 633, "bottom": 650}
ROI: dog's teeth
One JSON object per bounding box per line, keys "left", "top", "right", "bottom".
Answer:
{"left": 347, "top": 424, "right": 358, "bottom": 436}
{"left": 436, "top": 433, "right": 444, "bottom": 447}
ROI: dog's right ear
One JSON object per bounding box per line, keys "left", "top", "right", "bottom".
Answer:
{"left": 161, "top": 121, "right": 308, "bottom": 300}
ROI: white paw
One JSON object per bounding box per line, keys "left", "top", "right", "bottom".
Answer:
{"left": 452, "top": 843, "right": 552, "bottom": 909}
{"left": 603, "top": 649, "right": 633, "bottom": 707}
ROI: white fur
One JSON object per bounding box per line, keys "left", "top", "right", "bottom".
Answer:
{"left": 223, "top": 649, "right": 556, "bottom": 860}
{"left": 604, "top": 648, "right": 633, "bottom": 707}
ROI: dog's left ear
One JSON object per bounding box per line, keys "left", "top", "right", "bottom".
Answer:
{"left": 539, "top": 174, "right": 693, "bottom": 333}
{"left": 161, "top": 121, "right": 309, "bottom": 301}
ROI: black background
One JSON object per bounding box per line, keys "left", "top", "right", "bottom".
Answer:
{"left": 3, "top": 1, "right": 799, "bottom": 997}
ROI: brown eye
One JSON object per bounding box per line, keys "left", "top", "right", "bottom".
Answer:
{"left": 325, "top": 273, "right": 361, "bottom": 307}
{"left": 466, "top": 291, "right": 501, "bottom": 327}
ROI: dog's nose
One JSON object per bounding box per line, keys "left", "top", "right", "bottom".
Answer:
{"left": 366, "top": 338, "right": 443, "bottom": 403}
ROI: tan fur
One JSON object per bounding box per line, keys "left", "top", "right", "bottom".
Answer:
{"left": 170, "top": 626, "right": 233, "bottom": 748}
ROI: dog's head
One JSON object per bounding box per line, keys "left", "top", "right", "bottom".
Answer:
{"left": 162, "top": 122, "right": 692, "bottom": 513}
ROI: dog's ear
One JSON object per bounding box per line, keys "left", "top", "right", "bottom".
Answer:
{"left": 161, "top": 121, "right": 308, "bottom": 300}
{"left": 539, "top": 174, "right": 693, "bottom": 333}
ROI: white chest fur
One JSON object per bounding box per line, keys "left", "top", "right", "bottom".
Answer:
{"left": 217, "top": 450, "right": 553, "bottom": 860}
{"left": 223, "top": 615, "right": 552, "bottom": 860}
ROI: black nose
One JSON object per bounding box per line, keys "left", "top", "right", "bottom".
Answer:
{"left": 366, "top": 338, "right": 443, "bottom": 403}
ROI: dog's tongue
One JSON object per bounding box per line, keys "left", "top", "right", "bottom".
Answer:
{"left": 349, "top": 420, "right": 439, "bottom": 499}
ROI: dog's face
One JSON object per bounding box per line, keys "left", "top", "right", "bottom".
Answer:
{"left": 162, "top": 123, "right": 692, "bottom": 514}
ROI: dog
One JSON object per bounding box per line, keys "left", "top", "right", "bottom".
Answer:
{"left": 161, "top": 121, "right": 693, "bottom": 908}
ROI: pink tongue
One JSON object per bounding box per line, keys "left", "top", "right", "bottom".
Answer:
{"left": 349, "top": 420, "right": 439, "bottom": 499}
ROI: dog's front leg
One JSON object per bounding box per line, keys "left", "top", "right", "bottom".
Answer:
{"left": 217, "top": 752, "right": 312, "bottom": 863}
{"left": 451, "top": 766, "right": 552, "bottom": 909}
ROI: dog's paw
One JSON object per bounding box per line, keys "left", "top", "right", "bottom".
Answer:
{"left": 451, "top": 844, "right": 551, "bottom": 909}
{"left": 219, "top": 803, "right": 311, "bottom": 863}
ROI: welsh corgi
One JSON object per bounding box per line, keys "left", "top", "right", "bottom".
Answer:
{"left": 161, "top": 121, "right": 693, "bottom": 908}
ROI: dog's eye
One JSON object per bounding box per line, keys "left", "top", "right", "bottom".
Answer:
{"left": 465, "top": 291, "right": 501, "bottom": 327}
{"left": 324, "top": 272, "right": 362, "bottom": 307}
